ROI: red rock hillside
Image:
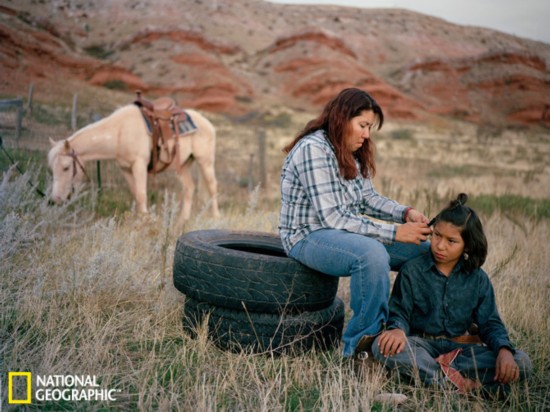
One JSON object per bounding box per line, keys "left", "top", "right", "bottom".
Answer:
{"left": 0, "top": 0, "right": 549, "bottom": 126}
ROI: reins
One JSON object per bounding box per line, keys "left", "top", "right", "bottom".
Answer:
{"left": 64, "top": 147, "right": 91, "bottom": 182}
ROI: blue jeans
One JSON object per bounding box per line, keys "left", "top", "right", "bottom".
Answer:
{"left": 372, "top": 336, "right": 532, "bottom": 391}
{"left": 289, "top": 228, "right": 429, "bottom": 357}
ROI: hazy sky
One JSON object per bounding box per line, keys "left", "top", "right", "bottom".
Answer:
{"left": 269, "top": 0, "right": 550, "bottom": 44}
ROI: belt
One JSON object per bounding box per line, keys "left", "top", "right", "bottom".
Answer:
{"left": 419, "top": 333, "right": 483, "bottom": 345}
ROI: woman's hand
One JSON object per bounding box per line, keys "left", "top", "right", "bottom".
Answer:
{"left": 495, "top": 348, "right": 520, "bottom": 384}
{"left": 377, "top": 329, "right": 407, "bottom": 357}
{"left": 396, "top": 222, "right": 432, "bottom": 244}
{"left": 406, "top": 208, "right": 430, "bottom": 224}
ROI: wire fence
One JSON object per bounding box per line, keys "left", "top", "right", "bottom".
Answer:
{"left": 0, "top": 98, "right": 137, "bottom": 196}
{"left": 1, "top": 88, "right": 279, "bottom": 215}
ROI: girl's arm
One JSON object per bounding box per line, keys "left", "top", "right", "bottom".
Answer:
{"left": 377, "top": 268, "right": 416, "bottom": 356}
{"left": 474, "top": 271, "right": 515, "bottom": 353}
{"left": 387, "top": 269, "right": 415, "bottom": 329}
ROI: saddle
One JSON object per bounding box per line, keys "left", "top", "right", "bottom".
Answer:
{"left": 134, "top": 90, "right": 191, "bottom": 174}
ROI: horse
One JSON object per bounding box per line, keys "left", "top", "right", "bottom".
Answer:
{"left": 48, "top": 104, "right": 220, "bottom": 225}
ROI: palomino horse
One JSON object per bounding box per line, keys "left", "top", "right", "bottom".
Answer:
{"left": 48, "top": 104, "right": 220, "bottom": 224}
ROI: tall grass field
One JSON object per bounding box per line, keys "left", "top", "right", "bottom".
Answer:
{"left": 1, "top": 102, "right": 549, "bottom": 410}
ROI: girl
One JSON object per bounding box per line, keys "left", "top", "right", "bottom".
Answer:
{"left": 373, "top": 193, "right": 532, "bottom": 397}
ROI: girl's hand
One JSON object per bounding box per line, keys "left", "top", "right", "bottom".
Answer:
{"left": 377, "top": 329, "right": 407, "bottom": 357}
{"left": 495, "top": 348, "right": 520, "bottom": 384}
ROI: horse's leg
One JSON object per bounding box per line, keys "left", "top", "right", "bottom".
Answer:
{"left": 132, "top": 160, "right": 149, "bottom": 213}
{"left": 176, "top": 158, "right": 195, "bottom": 224}
{"left": 120, "top": 167, "right": 136, "bottom": 199}
{"left": 196, "top": 158, "right": 220, "bottom": 219}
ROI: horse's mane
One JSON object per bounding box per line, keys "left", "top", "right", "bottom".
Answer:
{"left": 71, "top": 104, "right": 137, "bottom": 139}
{"left": 48, "top": 105, "right": 138, "bottom": 165}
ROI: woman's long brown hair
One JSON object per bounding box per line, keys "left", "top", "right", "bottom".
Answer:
{"left": 283, "top": 88, "right": 384, "bottom": 179}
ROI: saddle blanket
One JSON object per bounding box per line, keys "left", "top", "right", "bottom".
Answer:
{"left": 141, "top": 110, "right": 198, "bottom": 137}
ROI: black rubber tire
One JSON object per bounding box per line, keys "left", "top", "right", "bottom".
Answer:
{"left": 183, "top": 296, "right": 345, "bottom": 354}
{"left": 173, "top": 230, "right": 339, "bottom": 314}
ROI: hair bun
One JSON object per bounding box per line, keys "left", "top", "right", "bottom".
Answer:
{"left": 456, "top": 193, "right": 468, "bottom": 206}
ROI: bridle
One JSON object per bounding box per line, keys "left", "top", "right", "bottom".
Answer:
{"left": 63, "top": 148, "right": 91, "bottom": 182}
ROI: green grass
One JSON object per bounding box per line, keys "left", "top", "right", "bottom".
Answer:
{"left": 470, "top": 194, "right": 550, "bottom": 220}
{"left": 0, "top": 147, "right": 49, "bottom": 194}
{"left": 427, "top": 164, "right": 515, "bottom": 179}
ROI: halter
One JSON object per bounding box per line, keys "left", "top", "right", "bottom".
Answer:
{"left": 63, "top": 148, "right": 91, "bottom": 182}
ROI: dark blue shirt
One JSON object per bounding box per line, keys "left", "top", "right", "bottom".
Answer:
{"left": 387, "top": 252, "right": 514, "bottom": 353}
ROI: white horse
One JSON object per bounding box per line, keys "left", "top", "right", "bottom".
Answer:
{"left": 48, "top": 104, "right": 220, "bottom": 224}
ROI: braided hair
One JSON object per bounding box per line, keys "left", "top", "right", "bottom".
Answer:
{"left": 430, "top": 193, "right": 488, "bottom": 272}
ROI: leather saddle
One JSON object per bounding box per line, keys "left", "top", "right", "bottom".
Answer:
{"left": 134, "top": 90, "right": 189, "bottom": 174}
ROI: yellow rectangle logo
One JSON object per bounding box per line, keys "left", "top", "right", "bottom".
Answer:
{"left": 8, "top": 372, "right": 32, "bottom": 404}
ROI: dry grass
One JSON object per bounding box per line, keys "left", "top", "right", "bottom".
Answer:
{"left": 1, "top": 104, "right": 549, "bottom": 410}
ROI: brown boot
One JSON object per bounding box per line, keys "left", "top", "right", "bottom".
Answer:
{"left": 354, "top": 331, "right": 382, "bottom": 358}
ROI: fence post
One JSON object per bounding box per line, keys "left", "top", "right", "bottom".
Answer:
{"left": 71, "top": 93, "right": 78, "bottom": 131}
{"left": 90, "top": 112, "right": 102, "bottom": 195}
{"left": 27, "top": 83, "right": 34, "bottom": 114}
{"left": 15, "top": 102, "right": 22, "bottom": 144}
{"left": 258, "top": 127, "right": 266, "bottom": 189}
{"left": 248, "top": 153, "right": 254, "bottom": 193}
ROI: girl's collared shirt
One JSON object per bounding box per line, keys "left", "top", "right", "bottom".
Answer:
{"left": 387, "top": 252, "right": 514, "bottom": 353}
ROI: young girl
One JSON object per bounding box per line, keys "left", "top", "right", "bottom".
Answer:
{"left": 372, "top": 193, "right": 532, "bottom": 397}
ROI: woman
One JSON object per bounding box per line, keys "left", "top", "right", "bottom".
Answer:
{"left": 279, "top": 88, "right": 432, "bottom": 357}
{"left": 372, "top": 193, "right": 532, "bottom": 397}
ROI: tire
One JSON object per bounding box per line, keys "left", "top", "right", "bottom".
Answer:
{"left": 173, "top": 230, "right": 339, "bottom": 313}
{"left": 183, "top": 296, "right": 344, "bottom": 354}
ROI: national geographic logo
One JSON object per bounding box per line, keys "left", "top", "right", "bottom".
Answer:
{"left": 6, "top": 372, "right": 120, "bottom": 405}
{"left": 8, "top": 372, "right": 31, "bottom": 404}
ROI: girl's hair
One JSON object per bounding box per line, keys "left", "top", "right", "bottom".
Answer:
{"left": 432, "top": 193, "right": 488, "bottom": 272}
{"left": 283, "top": 88, "right": 384, "bottom": 180}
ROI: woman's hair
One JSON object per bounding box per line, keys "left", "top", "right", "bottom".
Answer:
{"left": 432, "top": 193, "right": 488, "bottom": 272}
{"left": 283, "top": 88, "right": 384, "bottom": 179}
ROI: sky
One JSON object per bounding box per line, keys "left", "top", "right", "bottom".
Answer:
{"left": 269, "top": 0, "right": 550, "bottom": 44}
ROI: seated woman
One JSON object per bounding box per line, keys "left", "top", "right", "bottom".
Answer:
{"left": 373, "top": 193, "right": 532, "bottom": 397}
{"left": 279, "top": 88, "right": 432, "bottom": 357}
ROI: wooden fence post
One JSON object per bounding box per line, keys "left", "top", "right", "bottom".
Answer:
{"left": 258, "top": 127, "right": 266, "bottom": 189}
{"left": 91, "top": 112, "right": 103, "bottom": 194}
{"left": 15, "top": 101, "right": 22, "bottom": 144}
{"left": 71, "top": 93, "right": 78, "bottom": 131}
{"left": 248, "top": 153, "right": 254, "bottom": 193}
{"left": 27, "top": 83, "right": 34, "bottom": 114}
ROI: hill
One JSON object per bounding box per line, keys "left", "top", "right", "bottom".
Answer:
{"left": 1, "top": 0, "right": 549, "bottom": 126}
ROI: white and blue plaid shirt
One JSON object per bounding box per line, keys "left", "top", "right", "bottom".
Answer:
{"left": 279, "top": 130, "right": 409, "bottom": 254}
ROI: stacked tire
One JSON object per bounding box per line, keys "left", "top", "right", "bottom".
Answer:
{"left": 173, "top": 230, "right": 343, "bottom": 354}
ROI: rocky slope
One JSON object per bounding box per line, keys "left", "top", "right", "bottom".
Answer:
{"left": 1, "top": 0, "right": 549, "bottom": 126}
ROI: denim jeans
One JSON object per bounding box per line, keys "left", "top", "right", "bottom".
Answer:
{"left": 288, "top": 228, "right": 429, "bottom": 357}
{"left": 372, "top": 336, "right": 532, "bottom": 391}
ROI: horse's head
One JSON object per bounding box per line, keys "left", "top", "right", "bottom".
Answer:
{"left": 48, "top": 138, "right": 88, "bottom": 204}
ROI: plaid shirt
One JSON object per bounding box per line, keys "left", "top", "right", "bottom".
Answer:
{"left": 279, "top": 130, "right": 408, "bottom": 254}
